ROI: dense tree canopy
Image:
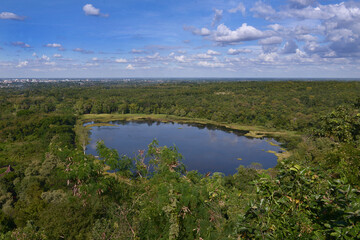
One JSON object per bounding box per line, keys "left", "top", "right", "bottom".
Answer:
{"left": 0, "top": 81, "right": 359, "bottom": 239}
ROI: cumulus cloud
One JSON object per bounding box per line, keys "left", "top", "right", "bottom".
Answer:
{"left": 213, "top": 23, "right": 264, "bottom": 44}
{"left": 229, "top": 3, "right": 246, "bottom": 15}
{"left": 115, "top": 58, "right": 127, "bottom": 63}
{"left": 249, "top": 1, "right": 360, "bottom": 58}
{"left": 146, "top": 52, "right": 160, "bottom": 59}
{"left": 0, "top": 12, "right": 25, "bottom": 20}
{"left": 175, "top": 55, "right": 186, "bottom": 62}
{"left": 195, "top": 53, "right": 213, "bottom": 59}
{"left": 259, "top": 36, "right": 283, "bottom": 45}
{"left": 17, "top": 61, "right": 28, "bottom": 68}
{"left": 268, "top": 2, "right": 360, "bottom": 21}
{"left": 212, "top": 9, "right": 223, "bottom": 27}
{"left": 73, "top": 48, "right": 94, "bottom": 54}
{"left": 126, "top": 64, "right": 135, "bottom": 70}
{"left": 195, "top": 27, "right": 212, "bottom": 36}
{"left": 303, "top": 41, "right": 329, "bottom": 55}
{"left": 289, "top": 0, "right": 316, "bottom": 9}
{"left": 53, "top": 54, "right": 62, "bottom": 58}
{"left": 227, "top": 48, "right": 252, "bottom": 55}
{"left": 251, "top": 1, "right": 276, "bottom": 20}
{"left": 268, "top": 24, "right": 284, "bottom": 31}
{"left": 41, "top": 55, "right": 50, "bottom": 61}
{"left": 258, "top": 52, "right": 279, "bottom": 63}
{"left": 296, "top": 34, "right": 317, "bottom": 42}
{"left": 281, "top": 40, "right": 298, "bottom": 54}
{"left": 11, "top": 41, "right": 31, "bottom": 48}
{"left": 83, "top": 4, "right": 108, "bottom": 17}
{"left": 184, "top": 26, "right": 211, "bottom": 36}
{"left": 207, "top": 49, "right": 221, "bottom": 55}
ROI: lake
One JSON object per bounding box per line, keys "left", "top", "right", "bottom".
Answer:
{"left": 85, "top": 120, "right": 282, "bottom": 175}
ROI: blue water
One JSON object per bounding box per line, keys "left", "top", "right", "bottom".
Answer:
{"left": 85, "top": 121, "right": 282, "bottom": 175}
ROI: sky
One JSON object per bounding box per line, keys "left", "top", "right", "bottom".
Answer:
{"left": 1, "top": 0, "right": 360, "bottom": 78}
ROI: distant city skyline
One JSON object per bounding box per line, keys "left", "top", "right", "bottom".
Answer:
{"left": 1, "top": 0, "right": 360, "bottom": 78}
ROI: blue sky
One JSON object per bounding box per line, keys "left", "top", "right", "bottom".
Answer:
{"left": 1, "top": 0, "right": 360, "bottom": 78}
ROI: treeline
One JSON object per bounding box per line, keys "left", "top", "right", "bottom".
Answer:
{"left": 0, "top": 81, "right": 359, "bottom": 239}
{"left": 2, "top": 81, "right": 360, "bottom": 131}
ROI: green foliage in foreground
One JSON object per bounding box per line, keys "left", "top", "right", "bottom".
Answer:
{"left": 0, "top": 81, "right": 360, "bottom": 239}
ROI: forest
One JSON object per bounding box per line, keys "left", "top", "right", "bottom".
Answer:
{"left": 0, "top": 80, "right": 359, "bottom": 239}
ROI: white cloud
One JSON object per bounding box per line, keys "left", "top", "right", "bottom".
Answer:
{"left": 197, "top": 61, "right": 225, "bottom": 68}
{"left": 295, "top": 48, "right": 307, "bottom": 58}
{"left": 175, "top": 55, "right": 186, "bottom": 62}
{"left": 126, "top": 64, "right": 135, "bottom": 70}
{"left": 196, "top": 27, "right": 211, "bottom": 36}
{"left": 259, "top": 52, "right": 279, "bottom": 62}
{"left": 73, "top": 48, "right": 94, "bottom": 54}
{"left": 115, "top": 58, "right": 127, "bottom": 63}
{"left": 268, "top": 24, "right": 284, "bottom": 31}
{"left": 11, "top": 41, "right": 31, "bottom": 48}
{"left": 289, "top": 0, "right": 315, "bottom": 9}
{"left": 213, "top": 23, "right": 264, "bottom": 44}
{"left": 259, "top": 36, "right": 283, "bottom": 45}
{"left": 195, "top": 53, "right": 213, "bottom": 59}
{"left": 85, "top": 62, "right": 99, "bottom": 67}
{"left": 207, "top": 49, "right": 221, "bottom": 55}
{"left": 17, "top": 61, "right": 28, "bottom": 68}
{"left": 44, "top": 62, "right": 56, "bottom": 66}
{"left": 327, "top": 28, "right": 356, "bottom": 43}
{"left": 251, "top": 1, "right": 276, "bottom": 20}
{"left": 45, "top": 43, "right": 62, "bottom": 48}
{"left": 267, "top": 2, "right": 360, "bottom": 22}
{"left": 185, "top": 26, "right": 211, "bottom": 36}
{"left": 41, "top": 55, "right": 50, "bottom": 61}
{"left": 146, "top": 53, "right": 160, "bottom": 59}
{"left": 195, "top": 50, "right": 221, "bottom": 59}
{"left": 32, "top": 52, "right": 37, "bottom": 57}
{"left": 229, "top": 3, "right": 246, "bottom": 15}
{"left": 131, "top": 49, "right": 145, "bottom": 54}
{"left": 0, "top": 12, "right": 25, "bottom": 20}
{"left": 296, "top": 34, "right": 317, "bottom": 42}
{"left": 83, "top": 4, "right": 108, "bottom": 17}
{"left": 212, "top": 9, "right": 223, "bottom": 27}
{"left": 325, "top": 50, "right": 337, "bottom": 57}
{"left": 281, "top": 40, "right": 298, "bottom": 54}
{"left": 53, "top": 54, "right": 62, "bottom": 58}
{"left": 228, "top": 48, "right": 252, "bottom": 55}
{"left": 45, "top": 43, "right": 61, "bottom": 48}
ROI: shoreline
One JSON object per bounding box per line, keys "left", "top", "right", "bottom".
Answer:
{"left": 76, "top": 113, "right": 299, "bottom": 162}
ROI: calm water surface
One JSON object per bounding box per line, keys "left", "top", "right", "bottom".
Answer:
{"left": 85, "top": 121, "right": 282, "bottom": 175}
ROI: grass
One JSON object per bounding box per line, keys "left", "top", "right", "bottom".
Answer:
{"left": 266, "top": 150, "right": 292, "bottom": 161}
